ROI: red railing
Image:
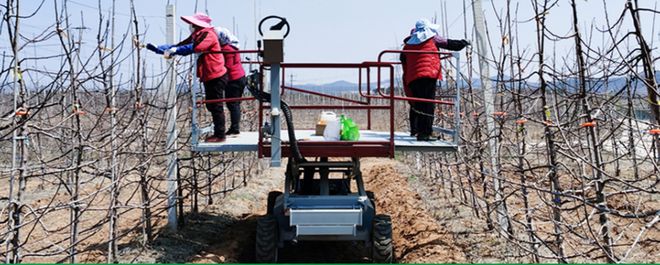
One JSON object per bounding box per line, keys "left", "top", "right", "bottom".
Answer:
{"left": 260, "top": 62, "right": 399, "bottom": 158}
{"left": 195, "top": 49, "right": 456, "bottom": 158}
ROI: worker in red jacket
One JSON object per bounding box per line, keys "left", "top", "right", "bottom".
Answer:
{"left": 401, "top": 18, "right": 469, "bottom": 141}
{"left": 216, "top": 27, "right": 246, "bottom": 136}
{"left": 147, "top": 12, "right": 229, "bottom": 142}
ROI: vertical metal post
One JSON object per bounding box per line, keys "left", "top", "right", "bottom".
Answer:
{"left": 363, "top": 69, "right": 372, "bottom": 130}
{"left": 191, "top": 79, "right": 199, "bottom": 147}
{"left": 8, "top": 66, "right": 17, "bottom": 264}
{"left": 472, "top": 0, "right": 509, "bottom": 234}
{"left": 164, "top": 4, "right": 178, "bottom": 230}
{"left": 270, "top": 64, "right": 282, "bottom": 167}
{"left": 8, "top": 3, "right": 19, "bottom": 260}
{"left": 7, "top": 1, "right": 24, "bottom": 262}
{"left": 258, "top": 65, "right": 265, "bottom": 158}
{"left": 453, "top": 52, "right": 461, "bottom": 145}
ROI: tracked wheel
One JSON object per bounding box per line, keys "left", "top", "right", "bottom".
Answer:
{"left": 366, "top": 191, "right": 376, "bottom": 212}
{"left": 255, "top": 215, "right": 278, "bottom": 263}
{"left": 266, "top": 191, "right": 282, "bottom": 215}
{"left": 372, "top": 214, "right": 393, "bottom": 263}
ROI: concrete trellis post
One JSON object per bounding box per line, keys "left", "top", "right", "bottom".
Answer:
{"left": 164, "top": 4, "right": 179, "bottom": 231}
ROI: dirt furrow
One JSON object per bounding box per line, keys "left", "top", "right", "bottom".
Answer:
{"left": 362, "top": 159, "right": 467, "bottom": 263}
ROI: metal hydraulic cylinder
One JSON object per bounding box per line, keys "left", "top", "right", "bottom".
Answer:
{"left": 264, "top": 30, "right": 285, "bottom": 167}
{"left": 270, "top": 64, "right": 281, "bottom": 167}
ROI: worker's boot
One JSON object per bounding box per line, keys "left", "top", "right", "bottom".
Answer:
{"left": 226, "top": 128, "right": 240, "bottom": 136}
{"left": 416, "top": 134, "right": 436, "bottom": 141}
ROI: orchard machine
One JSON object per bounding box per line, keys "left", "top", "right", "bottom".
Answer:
{"left": 190, "top": 16, "right": 462, "bottom": 262}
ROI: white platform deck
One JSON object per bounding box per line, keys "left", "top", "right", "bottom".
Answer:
{"left": 192, "top": 129, "right": 457, "bottom": 153}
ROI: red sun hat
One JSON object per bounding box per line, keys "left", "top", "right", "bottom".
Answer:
{"left": 181, "top": 12, "right": 213, "bottom": 28}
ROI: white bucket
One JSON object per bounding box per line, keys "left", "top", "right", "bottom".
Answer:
{"left": 323, "top": 117, "right": 341, "bottom": 141}
{"left": 319, "top": 111, "right": 337, "bottom": 124}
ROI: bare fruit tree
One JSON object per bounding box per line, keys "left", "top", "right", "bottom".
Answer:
{"left": 0, "top": 0, "right": 260, "bottom": 263}
{"left": 401, "top": 0, "right": 659, "bottom": 263}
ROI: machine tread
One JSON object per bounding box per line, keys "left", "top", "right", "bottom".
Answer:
{"left": 255, "top": 215, "right": 278, "bottom": 263}
{"left": 266, "top": 191, "right": 282, "bottom": 215}
{"left": 372, "top": 214, "right": 393, "bottom": 263}
{"left": 366, "top": 190, "right": 376, "bottom": 212}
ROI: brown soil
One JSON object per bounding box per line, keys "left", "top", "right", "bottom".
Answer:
{"left": 362, "top": 159, "right": 467, "bottom": 263}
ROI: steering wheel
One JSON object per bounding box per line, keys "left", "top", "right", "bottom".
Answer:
{"left": 258, "top": 15, "right": 290, "bottom": 39}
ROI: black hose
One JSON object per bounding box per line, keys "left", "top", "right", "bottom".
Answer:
{"left": 246, "top": 70, "right": 306, "bottom": 163}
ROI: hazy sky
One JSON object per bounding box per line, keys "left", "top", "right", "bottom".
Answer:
{"left": 6, "top": 0, "right": 660, "bottom": 85}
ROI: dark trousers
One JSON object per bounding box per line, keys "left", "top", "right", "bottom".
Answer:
{"left": 203, "top": 74, "right": 229, "bottom": 138}
{"left": 409, "top": 78, "right": 437, "bottom": 136}
{"left": 225, "top": 76, "right": 246, "bottom": 131}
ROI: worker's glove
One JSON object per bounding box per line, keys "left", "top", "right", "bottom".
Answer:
{"left": 146, "top": 43, "right": 175, "bottom": 55}
{"left": 146, "top": 43, "right": 160, "bottom": 53}
{"left": 460, "top": 39, "right": 471, "bottom": 47}
{"left": 163, "top": 47, "right": 178, "bottom": 57}
{"left": 446, "top": 39, "right": 470, "bottom": 51}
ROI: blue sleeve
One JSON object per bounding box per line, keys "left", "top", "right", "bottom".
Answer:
{"left": 157, "top": 44, "right": 173, "bottom": 51}
{"left": 174, "top": 44, "right": 194, "bottom": 56}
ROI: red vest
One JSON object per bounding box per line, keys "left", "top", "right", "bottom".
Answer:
{"left": 403, "top": 38, "right": 442, "bottom": 86}
{"left": 192, "top": 28, "right": 227, "bottom": 82}
{"left": 221, "top": 44, "right": 246, "bottom": 81}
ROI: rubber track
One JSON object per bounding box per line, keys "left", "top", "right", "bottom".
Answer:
{"left": 255, "top": 215, "right": 278, "bottom": 262}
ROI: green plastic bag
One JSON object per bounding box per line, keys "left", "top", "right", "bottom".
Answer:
{"left": 340, "top": 115, "right": 360, "bottom": 141}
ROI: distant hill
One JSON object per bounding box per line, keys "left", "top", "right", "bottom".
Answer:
{"left": 295, "top": 79, "right": 393, "bottom": 94}
{"left": 296, "top": 80, "right": 357, "bottom": 93}
{"left": 550, "top": 71, "right": 660, "bottom": 95}
{"left": 456, "top": 71, "right": 660, "bottom": 95}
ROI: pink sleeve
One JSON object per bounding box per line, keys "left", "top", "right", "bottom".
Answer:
{"left": 192, "top": 30, "right": 219, "bottom": 53}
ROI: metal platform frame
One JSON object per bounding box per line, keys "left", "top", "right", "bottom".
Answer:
{"left": 192, "top": 129, "right": 458, "bottom": 154}
{"left": 190, "top": 50, "right": 462, "bottom": 158}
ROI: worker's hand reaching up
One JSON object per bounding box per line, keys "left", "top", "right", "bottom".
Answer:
{"left": 145, "top": 43, "right": 176, "bottom": 55}
{"left": 144, "top": 42, "right": 193, "bottom": 58}
{"left": 146, "top": 43, "right": 161, "bottom": 54}
{"left": 445, "top": 39, "right": 471, "bottom": 51}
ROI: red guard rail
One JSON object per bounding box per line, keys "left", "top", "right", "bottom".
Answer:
{"left": 193, "top": 49, "right": 457, "bottom": 158}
